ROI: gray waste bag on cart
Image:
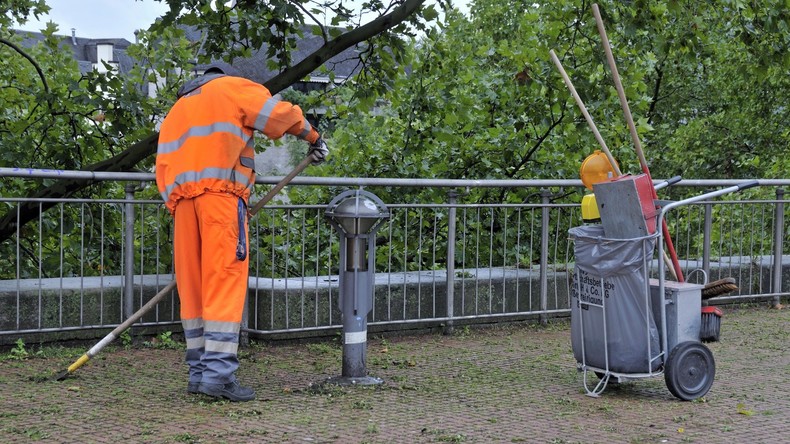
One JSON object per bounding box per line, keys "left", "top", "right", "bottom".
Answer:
{"left": 568, "top": 225, "right": 661, "bottom": 373}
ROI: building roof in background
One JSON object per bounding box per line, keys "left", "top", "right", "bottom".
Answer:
{"left": 14, "top": 29, "right": 134, "bottom": 74}
{"left": 182, "top": 25, "right": 361, "bottom": 83}
{"left": 14, "top": 26, "right": 361, "bottom": 84}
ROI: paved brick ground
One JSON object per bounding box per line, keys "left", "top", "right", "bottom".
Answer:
{"left": 0, "top": 303, "right": 787, "bottom": 444}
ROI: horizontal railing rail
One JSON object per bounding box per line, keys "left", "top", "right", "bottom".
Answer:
{"left": 1, "top": 168, "right": 787, "bottom": 343}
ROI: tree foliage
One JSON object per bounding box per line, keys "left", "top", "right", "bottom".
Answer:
{"left": 0, "top": 0, "right": 437, "bottom": 244}
{"left": 322, "top": 0, "right": 789, "bottom": 203}
{"left": 2, "top": 0, "right": 788, "bottom": 278}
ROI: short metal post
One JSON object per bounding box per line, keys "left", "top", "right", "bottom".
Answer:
{"left": 539, "top": 190, "right": 551, "bottom": 325}
{"left": 324, "top": 190, "right": 389, "bottom": 386}
{"left": 123, "top": 184, "right": 136, "bottom": 320}
{"left": 444, "top": 190, "right": 457, "bottom": 335}
{"left": 772, "top": 188, "right": 784, "bottom": 308}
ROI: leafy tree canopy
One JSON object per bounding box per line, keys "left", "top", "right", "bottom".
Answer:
{"left": 0, "top": 0, "right": 437, "bottom": 242}
{"left": 318, "top": 0, "right": 788, "bottom": 206}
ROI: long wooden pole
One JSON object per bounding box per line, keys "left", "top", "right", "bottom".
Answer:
{"left": 549, "top": 50, "right": 622, "bottom": 177}
{"left": 591, "top": 3, "right": 684, "bottom": 282}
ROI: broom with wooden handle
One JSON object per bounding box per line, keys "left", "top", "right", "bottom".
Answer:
{"left": 55, "top": 152, "right": 319, "bottom": 381}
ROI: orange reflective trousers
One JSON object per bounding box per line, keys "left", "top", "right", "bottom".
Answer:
{"left": 174, "top": 192, "right": 248, "bottom": 385}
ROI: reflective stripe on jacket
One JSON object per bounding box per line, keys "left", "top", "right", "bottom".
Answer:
{"left": 155, "top": 74, "right": 321, "bottom": 212}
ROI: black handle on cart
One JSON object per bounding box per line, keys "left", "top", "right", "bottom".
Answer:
{"left": 665, "top": 175, "right": 682, "bottom": 187}
{"left": 654, "top": 175, "right": 682, "bottom": 191}
{"left": 737, "top": 180, "right": 760, "bottom": 191}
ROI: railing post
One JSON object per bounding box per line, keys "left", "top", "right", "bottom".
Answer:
{"left": 702, "top": 200, "right": 713, "bottom": 281}
{"left": 123, "top": 183, "right": 136, "bottom": 320}
{"left": 444, "top": 190, "right": 458, "bottom": 335}
{"left": 539, "top": 189, "right": 551, "bottom": 325}
{"left": 772, "top": 188, "right": 784, "bottom": 308}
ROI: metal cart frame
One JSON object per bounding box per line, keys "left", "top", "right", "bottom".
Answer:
{"left": 574, "top": 181, "right": 759, "bottom": 400}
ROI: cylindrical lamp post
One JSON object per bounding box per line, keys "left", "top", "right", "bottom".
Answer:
{"left": 324, "top": 189, "right": 389, "bottom": 385}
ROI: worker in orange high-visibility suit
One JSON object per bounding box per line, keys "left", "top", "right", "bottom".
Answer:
{"left": 156, "top": 62, "right": 329, "bottom": 402}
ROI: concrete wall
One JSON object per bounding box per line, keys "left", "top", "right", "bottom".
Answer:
{"left": 2, "top": 257, "right": 788, "bottom": 346}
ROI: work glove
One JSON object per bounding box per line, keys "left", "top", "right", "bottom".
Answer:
{"left": 308, "top": 138, "right": 329, "bottom": 165}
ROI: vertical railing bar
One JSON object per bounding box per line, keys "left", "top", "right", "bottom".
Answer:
{"left": 718, "top": 206, "right": 732, "bottom": 279}
{"left": 314, "top": 210, "right": 321, "bottom": 326}
{"left": 100, "top": 205, "right": 105, "bottom": 326}
{"left": 461, "top": 208, "right": 468, "bottom": 315}
{"left": 329, "top": 218, "right": 335, "bottom": 326}
{"left": 15, "top": 206, "right": 21, "bottom": 330}
{"left": 59, "top": 203, "right": 64, "bottom": 327}
{"left": 270, "top": 210, "right": 276, "bottom": 330}
{"left": 747, "top": 202, "right": 757, "bottom": 294}
{"left": 488, "top": 207, "right": 494, "bottom": 313}
{"left": 539, "top": 190, "right": 550, "bottom": 323}
{"left": 683, "top": 205, "right": 692, "bottom": 274}
{"left": 38, "top": 202, "right": 43, "bottom": 330}
{"left": 401, "top": 209, "right": 409, "bottom": 320}
{"left": 80, "top": 204, "right": 85, "bottom": 326}
{"left": 123, "top": 185, "right": 135, "bottom": 321}
{"left": 730, "top": 204, "right": 739, "bottom": 286}
{"left": 551, "top": 207, "right": 562, "bottom": 310}
{"left": 387, "top": 210, "right": 394, "bottom": 322}
{"left": 417, "top": 208, "right": 423, "bottom": 319}
{"left": 139, "top": 201, "right": 146, "bottom": 320}
{"left": 283, "top": 208, "right": 293, "bottom": 330}
{"left": 564, "top": 207, "right": 574, "bottom": 309}
{"left": 703, "top": 201, "right": 712, "bottom": 281}
{"left": 772, "top": 189, "right": 784, "bottom": 307}
{"left": 758, "top": 202, "right": 767, "bottom": 297}
{"left": 475, "top": 207, "right": 481, "bottom": 314}
{"left": 501, "top": 207, "right": 508, "bottom": 313}
{"left": 446, "top": 192, "right": 457, "bottom": 332}
{"left": 695, "top": 204, "right": 703, "bottom": 274}
{"left": 432, "top": 210, "right": 438, "bottom": 318}
{"left": 737, "top": 203, "right": 748, "bottom": 293}
{"left": 515, "top": 207, "right": 522, "bottom": 312}
{"left": 300, "top": 209, "right": 306, "bottom": 328}
{"left": 253, "top": 214, "right": 260, "bottom": 331}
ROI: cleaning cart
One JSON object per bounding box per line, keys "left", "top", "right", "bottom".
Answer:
{"left": 569, "top": 181, "right": 758, "bottom": 400}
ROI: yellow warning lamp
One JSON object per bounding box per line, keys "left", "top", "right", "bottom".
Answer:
{"left": 580, "top": 150, "right": 619, "bottom": 190}
{"left": 579, "top": 150, "right": 619, "bottom": 223}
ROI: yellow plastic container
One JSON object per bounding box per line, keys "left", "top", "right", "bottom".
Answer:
{"left": 581, "top": 193, "right": 601, "bottom": 223}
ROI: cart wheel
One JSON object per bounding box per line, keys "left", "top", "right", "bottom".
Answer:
{"left": 665, "top": 341, "right": 715, "bottom": 401}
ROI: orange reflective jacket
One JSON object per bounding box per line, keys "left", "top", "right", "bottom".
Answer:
{"left": 156, "top": 74, "right": 320, "bottom": 212}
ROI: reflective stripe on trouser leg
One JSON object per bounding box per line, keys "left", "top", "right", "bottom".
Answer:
{"left": 201, "top": 321, "right": 241, "bottom": 384}
{"left": 194, "top": 192, "right": 249, "bottom": 384}
{"left": 182, "top": 317, "right": 205, "bottom": 383}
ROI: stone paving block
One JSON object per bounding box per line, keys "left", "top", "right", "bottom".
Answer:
{"left": 0, "top": 303, "right": 787, "bottom": 443}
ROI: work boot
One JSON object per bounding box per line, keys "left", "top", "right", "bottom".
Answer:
{"left": 198, "top": 381, "right": 256, "bottom": 402}
{"left": 187, "top": 382, "right": 200, "bottom": 394}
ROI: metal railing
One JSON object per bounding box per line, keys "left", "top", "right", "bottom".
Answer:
{"left": 1, "top": 168, "right": 788, "bottom": 342}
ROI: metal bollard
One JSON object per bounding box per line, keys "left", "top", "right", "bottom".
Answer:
{"left": 324, "top": 189, "right": 389, "bottom": 386}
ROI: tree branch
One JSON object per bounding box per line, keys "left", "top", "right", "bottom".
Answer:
{"left": 265, "top": 0, "right": 425, "bottom": 94}
{"left": 0, "top": 37, "right": 49, "bottom": 94}
{"left": 0, "top": 0, "right": 426, "bottom": 244}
